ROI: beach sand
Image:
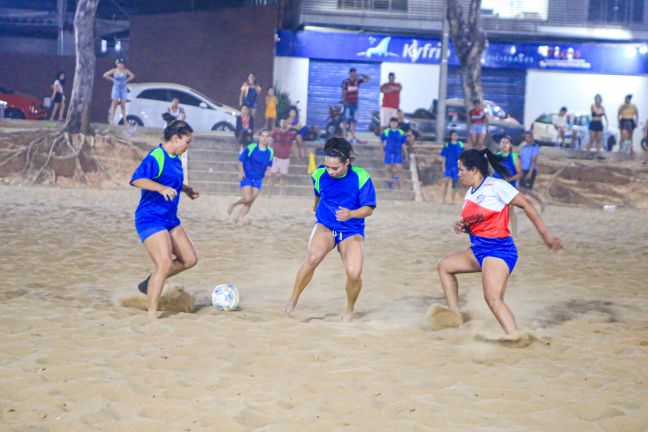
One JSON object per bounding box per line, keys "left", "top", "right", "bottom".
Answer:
{"left": 1, "top": 185, "right": 647, "bottom": 431}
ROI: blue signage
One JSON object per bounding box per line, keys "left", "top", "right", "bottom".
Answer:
{"left": 276, "top": 30, "right": 648, "bottom": 75}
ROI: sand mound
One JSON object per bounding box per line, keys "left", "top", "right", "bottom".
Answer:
{"left": 423, "top": 304, "right": 463, "bottom": 330}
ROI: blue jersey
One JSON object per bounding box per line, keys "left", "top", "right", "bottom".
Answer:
{"left": 493, "top": 151, "right": 519, "bottom": 186}
{"left": 519, "top": 144, "right": 540, "bottom": 171}
{"left": 130, "top": 144, "right": 183, "bottom": 224}
{"left": 239, "top": 143, "right": 274, "bottom": 180}
{"left": 312, "top": 165, "right": 377, "bottom": 235}
{"left": 380, "top": 128, "right": 407, "bottom": 153}
{"left": 441, "top": 140, "right": 464, "bottom": 171}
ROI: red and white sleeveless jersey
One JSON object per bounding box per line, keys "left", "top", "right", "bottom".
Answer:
{"left": 461, "top": 176, "right": 519, "bottom": 238}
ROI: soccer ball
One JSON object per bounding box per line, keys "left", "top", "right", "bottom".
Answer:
{"left": 211, "top": 284, "right": 239, "bottom": 311}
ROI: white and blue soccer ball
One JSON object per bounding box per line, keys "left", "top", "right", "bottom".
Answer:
{"left": 211, "top": 284, "right": 240, "bottom": 311}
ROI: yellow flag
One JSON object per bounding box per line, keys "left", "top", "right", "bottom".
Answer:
{"left": 307, "top": 151, "right": 316, "bottom": 174}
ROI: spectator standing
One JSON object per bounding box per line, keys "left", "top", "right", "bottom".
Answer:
{"left": 240, "top": 73, "right": 262, "bottom": 118}
{"left": 268, "top": 119, "right": 297, "bottom": 197}
{"left": 103, "top": 59, "right": 135, "bottom": 126}
{"left": 286, "top": 105, "right": 304, "bottom": 159}
{"left": 468, "top": 99, "right": 488, "bottom": 149}
{"left": 49, "top": 71, "right": 65, "bottom": 122}
{"left": 380, "top": 117, "right": 408, "bottom": 189}
{"left": 519, "top": 131, "right": 545, "bottom": 211}
{"left": 264, "top": 86, "right": 278, "bottom": 129}
{"left": 553, "top": 107, "right": 576, "bottom": 148}
{"left": 618, "top": 94, "right": 639, "bottom": 156}
{"left": 380, "top": 72, "right": 402, "bottom": 129}
{"left": 440, "top": 130, "right": 464, "bottom": 204}
{"left": 341, "top": 68, "right": 370, "bottom": 144}
{"left": 235, "top": 104, "right": 255, "bottom": 148}
{"left": 587, "top": 94, "right": 607, "bottom": 160}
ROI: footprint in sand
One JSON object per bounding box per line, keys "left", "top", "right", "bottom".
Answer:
{"left": 423, "top": 304, "right": 463, "bottom": 330}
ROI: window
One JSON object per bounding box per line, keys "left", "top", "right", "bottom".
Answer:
{"left": 169, "top": 90, "right": 205, "bottom": 108}
{"left": 481, "top": 0, "right": 548, "bottom": 20}
{"left": 536, "top": 113, "right": 555, "bottom": 124}
{"left": 337, "top": 0, "right": 407, "bottom": 12}
{"left": 589, "top": 0, "right": 644, "bottom": 24}
{"left": 137, "top": 89, "right": 169, "bottom": 102}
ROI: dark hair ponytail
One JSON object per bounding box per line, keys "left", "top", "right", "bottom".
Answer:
{"left": 324, "top": 137, "right": 355, "bottom": 163}
{"left": 459, "top": 148, "right": 510, "bottom": 178}
{"left": 163, "top": 120, "right": 193, "bottom": 141}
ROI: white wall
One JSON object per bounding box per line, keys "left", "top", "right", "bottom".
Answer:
{"left": 273, "top": 56, "right": 309, "bottom": 124}
{"left": 380, "top": 62, "right": 440, "bottom": 113}
{"left": 525, "top": 70, "right": 648, "bottom": 144}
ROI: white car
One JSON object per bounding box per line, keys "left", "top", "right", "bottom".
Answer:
{"left": 531, "top": 112, "right": 580, "bottom": 146}
{"left": 570, "top": 113, "right": 619, "bottom": 152}
{"left": 119, "top": 82, "right": 239, "bottom": 132}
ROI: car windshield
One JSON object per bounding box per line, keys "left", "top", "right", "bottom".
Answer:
{"left": 0, "top": 86, "right": 15, "bottom": 94}
{"left": 536, "top": 114, "right": 554, "bottom": 124}
{"left": 186, "top": 88, "right": 224, "bottom": 108}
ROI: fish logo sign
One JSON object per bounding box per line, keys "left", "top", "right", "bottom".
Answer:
{"left": 357, "top": 37, "right": 399, "bottom": 58}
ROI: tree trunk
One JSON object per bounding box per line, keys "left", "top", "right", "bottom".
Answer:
{"left": 63, "top": 0, "right": 99, "bottom": 135}
{"left": 447, "top": 0, "right": 487, "bottom": 114}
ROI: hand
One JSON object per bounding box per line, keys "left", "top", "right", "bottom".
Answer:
{"left": 183, "top": 186, "right": 200, "bottom": 200}
{"left": 454, "top": 220, "right": 469, "bottom": 235}
{"left": 239, "top": 171, "right": 246, "bottom": 180}
{"left": 542, "top": 231, "right": 563, "bottom": 251}
{"left": 336, "top": 207, "right": 353, "bottom": 221}
{"left": 159, "top": 187, "right": 177, "bottom": 201}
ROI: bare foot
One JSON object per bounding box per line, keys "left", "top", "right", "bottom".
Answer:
{"left": 342, "top": 310, "right": 354, "bottom": 322}
{"left": 226, "top": 203, "right": 235, "bottom": 216}
{"left": 282, "top": 302, "right": 296, "bottom": 314}
{"left": 147, "top": 309, "right": 159, "bottom": 320}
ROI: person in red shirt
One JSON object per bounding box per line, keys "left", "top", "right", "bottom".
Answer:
{"left": 341, "top": 68, "right": 370, "bottom": 143}
{"left": 380, "top": 72, "right": 402, "bottom": 129}
{"left": 268, "top": 119, "right": 298, "bottom": 197}
{"left": 468, "top": 99, "right": 488, "bottom": 149}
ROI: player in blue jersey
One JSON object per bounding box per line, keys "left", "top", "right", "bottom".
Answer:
{"left": 380, "top": 117, "right": 408, "bottom": 189}
{"left": 130, "top": 120, "right": 200, "bottom": 318}
{"left": 227, "top": 129, "right": 274, "bottom": 224}
{"left": 440, "top": 130, "right": 464, "bottom": 204}
{"left": 283, "top": 137, "right": 377, "bottom": 320}
{"left": 493, "top": 135, "right": 522, "bottom": 235}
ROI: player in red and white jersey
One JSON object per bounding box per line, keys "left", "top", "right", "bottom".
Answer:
{"left": 436, "top": 149, "right": 562, "bottom": 334}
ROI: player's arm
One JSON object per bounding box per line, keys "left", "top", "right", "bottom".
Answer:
{"left": 312, "top": 196, "right": 320, "bottom": 212}
{"left": 126, "top": 69, "right": 135, "bottom": 82}
{"left": 102, "top": 68, "right": 114, "bottom": 81}
{"left": 131, "top": 178, "right": 177, "bottom": 201}
{"left": 336, "top": 206, "right": 373, "bottom": 221}
{"left": 361, "top": 74, "right": 371, "bottom": 82}
{"left": 511, "top": 193, "right": 562, "bottom": 250}
{"left": 182, "top": 184, "right": 200, "bottom": 199}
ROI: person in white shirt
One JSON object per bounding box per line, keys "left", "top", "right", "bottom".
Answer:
{"left": 553, "top": 106, "right": 577, "bottom": 148}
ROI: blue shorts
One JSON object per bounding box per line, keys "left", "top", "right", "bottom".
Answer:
{"left": 343, "top": 103, "right": 358, "bottom": 124}
{"left": 384, "top": 151, "right": 403, "bottom": 165}
{"left": 470, "top": 235, "right": 518, "bottom": 273}
{"left": 244, "top": 99, "right": 257, "bottom": 109}
{"left": 135, "top": 217, "right": 181, "bottom": 243}
{"left": 240, "top": 178, "right": 263, "bottom": 189}
{"left": 313, "top": 222, "right": 364, "bottom": 246}
{"left": 470, "top": 123, "right": 486, "bottom": 135}
{"left": 444, "top": 166, "right": 459, "bottom": 181}
{"left": 112, "top": 85, "right": 127, "bottom": 101}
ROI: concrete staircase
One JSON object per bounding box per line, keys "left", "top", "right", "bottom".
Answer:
{"left": 187, "top": 131, "right": 416, "bottom": 201}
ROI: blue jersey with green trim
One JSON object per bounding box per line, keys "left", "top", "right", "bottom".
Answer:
{"left": 239, "top": 143, "right": 274, "bottom": 180}
{"left": 312, "top": 165, "right": 377, "bottom": 234}
{"left": 130, "top": 144, "right": 183, "bottom": 223}
{"left": 380, "top": 128, "right": 406, "bottom": 153}
{"left": 441, "top": 140, "right": 464, "bottom": 171}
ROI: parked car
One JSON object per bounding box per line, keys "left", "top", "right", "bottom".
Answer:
{"left": 531, "top": 112, "right": 618, "bottom": 150}
{"left": 118, "top": 83, "right": 239, "bottom": 131}
{"left": 0, "top": 85, "right": 47, "bottom": 120}
{"left": 370, "top": 98, "right": 524, "bottom": 144}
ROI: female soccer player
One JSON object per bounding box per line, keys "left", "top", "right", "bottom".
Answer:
{"left": 283, "top": 137, "right": 376, "bottom": 320}
{"left": 436, "top": 149, "right": 562, "bottom": 333}
{"left": 130, "top": 120, "right": 200, "bottom": 318}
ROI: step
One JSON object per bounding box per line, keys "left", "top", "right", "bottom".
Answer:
{"left": 188, "top": 159, "right": 410, "bottom": 175}
{"left": 191, "top": 180, "right": 415, "bottom": 200}
{"left": 188, "top": 169, "right": 414, "bottom": 187}
{"left": 187, "top": 147, "right": 395, "bottom": 162}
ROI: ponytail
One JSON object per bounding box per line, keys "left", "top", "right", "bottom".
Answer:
{"left": 459, "top": 148, "right": 510, "bottom": 178}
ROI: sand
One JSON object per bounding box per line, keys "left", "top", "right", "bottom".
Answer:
{"left": 1, "top": 184, "right": 647, "bottom": 431}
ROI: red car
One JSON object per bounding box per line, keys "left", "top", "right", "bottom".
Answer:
{"left": 0, "top": 85, "right": 47, "bottom": 120}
